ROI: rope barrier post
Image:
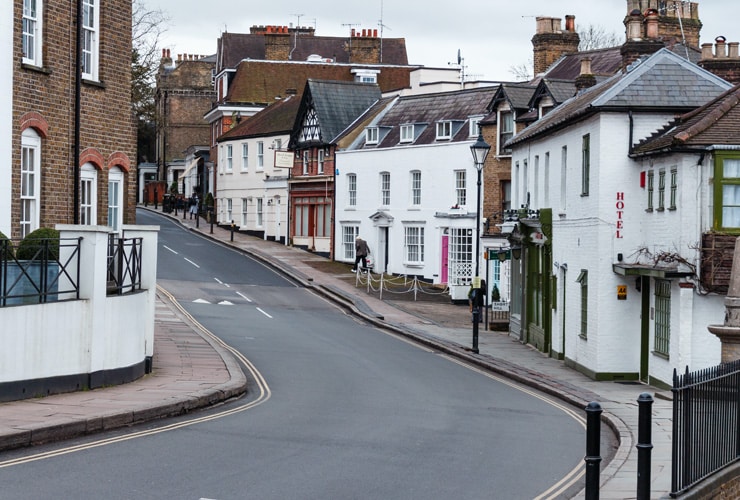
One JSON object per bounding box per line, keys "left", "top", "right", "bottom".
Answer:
{"left": 414, "top": 277, "right": 418, "bottom": 301}
{"left": 379, "top": 273, "right": 383, "bottom": 301}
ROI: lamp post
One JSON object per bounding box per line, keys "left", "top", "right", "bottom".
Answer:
{"left": 470, "top": 132, "right": 491, "bottom": 354}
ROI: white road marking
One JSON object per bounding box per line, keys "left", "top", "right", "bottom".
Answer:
{"left": 236, "top": 292, "right": 252, "bottom": 303}
{"left": 256, "top": 307, "right": 272, "bottom": 318}
{"left": 193, "top": 299, "right": 211, "bottom": 304}
{"left": 218, "top": 300, "right": 234, "bottom": 305}
{"left": 184, "top": 258, "right": 200, "bottom": 268}
{"left": 214, "top": 278, "right": 223, "bottom": 285}
{"left": 223, "top": 283, "right": 231, "bottom": 288}
{"left": 163, "top": 245, "right": 178, "bottom": 254}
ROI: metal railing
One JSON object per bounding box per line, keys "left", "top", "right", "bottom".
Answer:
{"left": 671, "top": 360, "right": 740, "bottom": 496}
{"left": 0, "top": 237, "right": 81, "bottom": 306}
{"left": 107, "top": 234, "right": 143, "bottom": 295}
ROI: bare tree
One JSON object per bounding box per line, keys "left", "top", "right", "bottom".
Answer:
{"left": 578, "top": 24, "right": 622, "bottom": 51}
{"left": 132, "top": 0, "right": 169, "bottom": 162}
{"left": 508, "top": 59, "right": 533, "bottom": 82}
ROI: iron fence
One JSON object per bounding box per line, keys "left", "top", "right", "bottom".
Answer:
{"left": 0, "top": 237, "right": 81, "bottom": 306}
{"left": 671, "top": 360, "right": 740, "bottom": 496}
{"left": 107, "top": 234, "right": 143, "bottom": 295}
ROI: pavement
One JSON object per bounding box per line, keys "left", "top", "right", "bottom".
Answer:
{"left": 0, "top": 205, "right": 676, "bottom": 499}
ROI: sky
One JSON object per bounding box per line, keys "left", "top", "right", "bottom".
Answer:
{"left": 145, "top": 0, "right": 738, "bottom": 82}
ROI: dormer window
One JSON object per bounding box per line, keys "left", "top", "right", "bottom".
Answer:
{"left": 352, "top": 68, "right": 380, "bottom": 83}
{"left": 469, "top": 116, "right": 483, "bottom": 137}
{"left": 400, "top": 124, "right": 414, "bottom": 143}
{"left": 366, "top": 127, "right": 379, "bottom": 145}
{"left": 436, "top": 121, "right": 452, "bottom": 140}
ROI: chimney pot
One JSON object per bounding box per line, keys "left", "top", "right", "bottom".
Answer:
{"left": 565, "top": 15, "right": 575, "bottom": 32}
{"left": 729, "top": 42, "right": 739, "bottom": 59}
{"left": 351, "top": 28, "right": 356, "bottom": 37}
{"left": 645, "top": 9, "right": 659, "bottom": 39}
{"left": 701, "top": 43, "right": 714, "bottom": 60}
{"left": 373, "top": 29, "right": 378, "bottom": 37}
{"left": 580, "top": 57, "right": 593, "bottom": 75}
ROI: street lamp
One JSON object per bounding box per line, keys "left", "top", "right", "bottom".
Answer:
{"left": 469, "top": 132, "right": 491, "bottom": 354}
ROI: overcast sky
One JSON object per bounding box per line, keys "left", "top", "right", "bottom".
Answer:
{"left": 145, "top": 0, "right": 737, "bottom": 81}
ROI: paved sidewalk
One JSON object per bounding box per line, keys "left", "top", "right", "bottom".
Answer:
{"left": 0, "top": 206, "right": 675, "bottom": 498}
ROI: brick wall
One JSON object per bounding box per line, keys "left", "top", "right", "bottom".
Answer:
{"left": 11, "top": 0, "right": 136, "bottom": 239}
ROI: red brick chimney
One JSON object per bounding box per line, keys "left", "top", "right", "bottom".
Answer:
{"left": 531, "top": 15, "right": 580, "bottom": 76}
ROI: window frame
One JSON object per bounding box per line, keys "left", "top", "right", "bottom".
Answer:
{"left": 22, "top": 0, "right": 43, "bottom": 67}
{"left": 225, "top": 144, "right": 233, "bottom": 172}
{"left": 366, "top": 127, "right": 379, "bottom": 145}
{"left": 241, "top": 198, "right": 248, "bottom": 227}
{"left": 302, "top": 150, "right": 309, "bottom": 175}
{"left": 20, "top": 129, "right": 41, "bottom": 238}
{"left": 107, "top": 168, "right": 123, "bottom": 233}
{"left": 713, "top": 153, "right": 740, "bottom": 232}
{"left": 348, "top": 173, "right": 357, "bottom": 207}
{"left": 577, "top": 270, "right": 588, "bottom": 339}
{"left": 318, "top": 149, "right": 325, "bottom": 174}
{"left": 657, "top": 169, "right": 665, "bottom": 211}
{"left": 400, "top": 124, "right": 414, "bottom": 143}
{"left": 654, "top": 279, "right": 671, "bottom": 356}
{"left": 581, "top": 134, "right": 590, "bottom": 196}
{"left": 647, "top": 170, "right": 654, "bottom": 212}
{"left": 80, "top": 163, "right": 98, "bottom": 225}
{"left": 226, "top": 198, "right": 233, "bottom": 222}
{"left": 498, "top": 110, "right": 513, "bottom": 156}
{"left": 380, "top": 172, "right": 391, "bottom": 206}
{"left": 436, "top": 121, "right": 452, "bottom": 140}
{"left": 256, "top": 198, "right": 263, "bottom": 227}
{"left": 241, "top": 143, "right": 248, "bottom": 171}
{"left": 404, "top": 225, "right": 425, "bottom": 265}
{"left": 455, "top": 170, "right": 467, "bottom": 207}
{"left": 342, "top": 225, "right": 360, "bottom": 260}
{"left": 411, "top": 171, "right": 421, "bottom": 206}
{"left": 669, "top": 167, "right": 677, "bottom": 210}
{"left": 81, "top": 0, "right": 99, "bottom": 81}
{"left": 257, "top": 141, "right": 264, "bottom": 169}
{"left": 469, "top": 116, "right": 483, "bottom": 137}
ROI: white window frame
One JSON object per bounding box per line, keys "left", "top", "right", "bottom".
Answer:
{"left": 241, "top": 143, "right": 248, "bottom": 171}
{"left": 469, "top": 116, "right": 483, "bottom": 137}
{"left": 366, "top": 127, "right": 379, "bottom": 145}
{"left": 302, "top": 150, "right": 309, "bottom": 175}
{"left": 411, "top": 171, "right": 421, "bottom": 206}
{"left": 256, "top": 198, "right": 263, "bottom": 227}
{"left": 348, "top": 174, "right": 357, "bottom": 207}
{"left": 241, "top": 198, "right": 248, "bottom": 227}
{"left": 342, "top": 225, "right": 359, "bottom": 260}
{"left": 436, "top": 121, "right": 452, "bottom": 140}
{"left": 257, "top": 141, "right": 264, "bottom": 169}
{"left": 318, "top": 149, "right": 325, "bottom": 174}
{"left": 80, "top": 163, "right": 98, "bottom": 225}
{"left": 22, "top": 0, "right": 43, "bottom": 67}
{"left": 498, "top": 110, "right": 513, "bottom": 156}
{"left": 81, "top": 0, "right": 99, "bottom": 81}
{"left": 20, "top": 129, "right": 41, "bottom": 238}
{"left": 107, "top": 168, "right": 123, "bottom": 233}
{"left": 404, "top": 225, "right": 425, "bottom": 264}
{"left": 400, "top": 124, "right": 414, "bottom": 143}
{"left": 226, "top": 198, "right": 233, "bottom": 222}
{"left": 455, "top": 170, "right": 467, "bottom": 207}
{"left": 380, "top": 172, "right": 391, "bottom": 206}
{"left": 226, "top": 144, "right": 233, "bottom": 172}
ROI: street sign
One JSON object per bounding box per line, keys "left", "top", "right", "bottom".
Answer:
{"left": 617, "top": 285, "right": 627, "bottom": 300}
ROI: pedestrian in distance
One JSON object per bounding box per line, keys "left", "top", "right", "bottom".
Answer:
{"left": 351, "top": 236, "right": 370, "bottom": 272}
{"left": 189, "top": 193, "right": 199, "bottom": 219}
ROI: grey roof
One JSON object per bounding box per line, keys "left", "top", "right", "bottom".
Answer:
{"left": 508, "top": 49, "right": 733, "bottom": 148}
{"left": 491, "top": 83, "right": 536, "bottom": 112}
{"left": 291, "top": 80, "right": 381, "bottom": 147}
{"left": 360, "top": 87, "right": 497, "bottom": 148}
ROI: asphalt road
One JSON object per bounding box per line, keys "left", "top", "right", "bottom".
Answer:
{"left": 0, "top": 212, "right": 586, "bottom": 499}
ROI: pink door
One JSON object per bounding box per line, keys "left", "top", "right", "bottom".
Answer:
{"left": 441, "top": 235, "right": 449, "bottom": 283}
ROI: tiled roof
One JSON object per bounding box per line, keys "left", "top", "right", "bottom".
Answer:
{"left": 508, "top": 49, "right": 733, "bottom": 148}
{"left": 543, "top": 47, "right": 623, "bottom": 80}
{"left": 365, "top": 87, "right": 498, "bottom": 148}
{"left": 631, "top": 83, "right": 740, "bottom": 155}
{"left": 217, "top": 95, "right": 300, "bottom": 142}
{"left": 217, "top": 32, "right": 409, "bottom": 71}
{"left": 224, "top": 60, "right": 413, "bottom": 105}
{"left": 295, "top": 80, "right": 382, "bottom": 145}
{"left": 491, "top": 84, "right": 536, "bottom": 112}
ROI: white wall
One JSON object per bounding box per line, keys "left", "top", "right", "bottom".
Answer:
{"left": 0, "top": 225, "right": 158, "bottom": 384}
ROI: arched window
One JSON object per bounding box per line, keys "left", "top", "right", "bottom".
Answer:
{"left": 80, "top": 163, "right": 98, "bottom": 225}
{"left": 20, "top": 128, "right": 41, "bottom": 238}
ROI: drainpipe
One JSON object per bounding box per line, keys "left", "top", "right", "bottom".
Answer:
{"left": 73, "top": 0, "right": 83, "bottom": 224}
{"left": 628, "top": 110, "right": 634, "bottom": 155}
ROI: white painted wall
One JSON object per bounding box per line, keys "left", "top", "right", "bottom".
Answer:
{"left": 0, "top": 225, "right": 158, "bottom": 384}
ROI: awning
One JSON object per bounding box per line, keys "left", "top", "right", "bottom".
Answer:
{"left": 182, "top": 158, "right": 199, "bottom": 177}
{"left": 612, "top": 263, "right": 693, "bottom": 278}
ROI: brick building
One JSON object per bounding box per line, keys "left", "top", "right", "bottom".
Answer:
{"left": 155, "top": 50, "right": 216, "bottom": 191}
{"left": 5, "top": 0, "right": 136, "bottom": 240}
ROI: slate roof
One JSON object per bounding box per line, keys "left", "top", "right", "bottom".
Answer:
{"left": 631, "top": 83, "right": 740, "bottom": 156}
{"left": 217, "top": 31, "right": 409, "bottom": 71}
{"left": 542, "top": 47, "right": 624, "bottom": 80}
{"left": 224, "top": 60, "right": 413, "bottom": 105}
{"left": 217, "top": 95, "right": 300, "bottom": 142}
{"left": 507, "top": 49, "right": 733, "bottom": 148}
{"left": 361, "top": 86, "right": 498, "bottom": 148}
{"left": 290, "top": 80, "right": 382, "bottom": 147}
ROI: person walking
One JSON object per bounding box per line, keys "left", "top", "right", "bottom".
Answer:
{"left": 352, "top": 236, "right": 370, "bottom": 272}
{"left": 189, "top": 193, "right": 199, "bottom": 219}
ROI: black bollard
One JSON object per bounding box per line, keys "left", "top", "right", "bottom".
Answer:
{"left": 154, "top": 189, "right": 158, "bottom": 210}
{"left": 636, "top": 393, "right": 654, "bottom": 500}
{"left": 230, "top": 220, "right": 235, "bottom": 241}
{"left": 585, "top": 401, "right": 603, "bottom": 500}
{"left": 472, "top": 307, "right": 479, "bottom": 353}
{"left": 210, "top": 209, "right": 214, "bottom": 234}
